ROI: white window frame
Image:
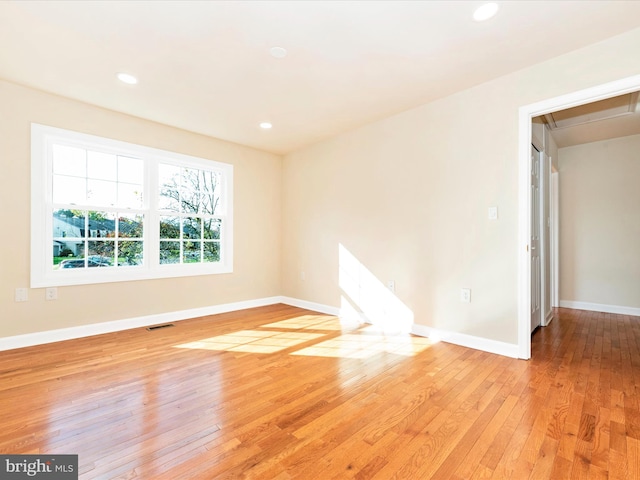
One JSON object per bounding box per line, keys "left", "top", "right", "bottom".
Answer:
{"left": 31, "top": 123, "right": 233, "bottom": 288}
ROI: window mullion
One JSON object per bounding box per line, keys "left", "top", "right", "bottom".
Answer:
{"left": 146, "top": 156, "right": 159, "bottom": 270}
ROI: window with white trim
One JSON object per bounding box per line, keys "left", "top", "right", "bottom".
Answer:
{"left": 31, "top": 124, "right": 233, "bottom": 287}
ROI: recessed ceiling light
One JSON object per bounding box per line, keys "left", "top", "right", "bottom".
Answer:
{"left": 269, "top": 46, "right": 287, "bottom": 59}
{"left": 117, "top": 72, "right": 138, "bottom": 85}
{"left": 260, "top": 122, "right": 272, "bottom": 129}
{"left": 473, "top": 2, "right": 499, "bottom": 22}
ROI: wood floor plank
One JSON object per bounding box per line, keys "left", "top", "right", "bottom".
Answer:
{"left": 1, "top": 305, "right": 639, "bottom": 479}
{"left": 627, "top": 436, "right": 640, "bottom": 479}
{"left": 527, "top": 435, "right": 559, "bottom": 480}
{"left": 590, "top": 407, "right": 610, "bottom": 470}
{"left": 549, "top": 454, "right": 573, "bottom": 480}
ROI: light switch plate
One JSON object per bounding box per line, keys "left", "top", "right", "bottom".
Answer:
{"left": 460, "top": 288, "right": 471, "bottom": 303}
{"left": 15, "top": 288, "right": 28, "bottom": 302}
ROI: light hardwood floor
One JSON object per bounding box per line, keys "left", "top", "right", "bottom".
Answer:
{"left": 1, "top": 304, "right": 639, "bottom": 479}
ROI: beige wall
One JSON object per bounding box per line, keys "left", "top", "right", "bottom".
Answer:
{"left": 4, "top": 26, "right": 640, "bottom": 345}
{"left": 0, "top": 79, "right": 282, "bottom": 337}
{"left": 558, "top": 134, "right": 640, "bottom": 308}
{"left": 282, "top": 27, "right": 640, "bottom": 345}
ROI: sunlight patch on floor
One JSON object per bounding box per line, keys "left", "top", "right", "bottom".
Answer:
{"left": 175, "top": 330, "right": 325, "bottom": 354}
{"left": 261, "top": 315, "right": 347, "bottom": 331}
{"left": 292, "top": 332, "right": 433, "bottom": 359}
{"left": 173, "top": 314, "right": 432, "bottom": 358}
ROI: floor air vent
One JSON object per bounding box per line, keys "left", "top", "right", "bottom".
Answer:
{"left": 146, "top": 323, "right": 175, "bottom": 331}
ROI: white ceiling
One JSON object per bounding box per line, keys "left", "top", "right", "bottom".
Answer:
{"left": 2, "top": 1, "right": 640, "bottom": 155}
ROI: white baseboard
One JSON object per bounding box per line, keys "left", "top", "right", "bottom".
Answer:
{"left": 279, "top": 296, "right": 341, "bottom": 316}
{"left": 332, "top": 297, "right": 519, "bottom": 358}
{"left": 410, "top": 323, "right": 520, "bottom": 358}
{"left": 284, "top": 299, "right": 520, "bottom": 358}
{"left": 0, "top": 295, "right": 519, "bottom": 359}
{"left": 559, "top": 300, "right": 640, "bottom": 317}
{"left": 0, "top": 296, "right": 283, "bottom": 352}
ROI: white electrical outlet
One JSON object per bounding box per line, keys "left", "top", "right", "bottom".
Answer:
{"left": 460, "top": 288, "right": 471, "bottom": 303}
{"left": 46, "top": 287, "right": 58, "bottom": 301}
{"left": 488, "top": 206, "right": 498, "bottom": 220}
{"left": 387, "top": 280, "right": 395, "bottom": 293}
{"left": 15, "top": 288, "right": 28, "bottom": 302}
{"left": 300, "top": 271, "right": 306, "bottom": 281}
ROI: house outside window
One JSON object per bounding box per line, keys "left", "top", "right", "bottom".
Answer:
{"left": 31, "top": 124, "right": 233, "bottom": 287}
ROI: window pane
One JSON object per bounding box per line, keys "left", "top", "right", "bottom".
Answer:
{"left": 199, "top": 171, "right": 220, "bottom": 195}
{"left": 118, "top": 156, "right": 143, "bottom": 184}
{"left": 59, "top": 256, "right": 87, "bottom": 269}
{"left": 159, "top": 164, "right": 180, "bottom": 211}
{"left": 53, "top": 175, "right": 87, "bottom": 204}
{"left": 53, "top": 209, "right": 85, "bottom": 239}
{"left": 159, "top": 164, "right": 180, "bottom": 187}
{"left": 88, "top": 211, "right": 116, "bottom": 238}
{"left": 87, "top": 241, "right": 115, "bottom": 267}
{"left": 159, "top": 164, "right": 180, "bottom": 212}
{"left": 87, "top": 179, "right": 117, "bottom": 207}
{"left": 87, "top": 151, "right": 117, "bottom": 181}
{"left": 160, "top": 216, "right": 180, "bottom": 239}
{"left": 118, "top": 241, "right": 143, "bottom": 266}
{"left": 182, "top": 168, "right": 200, "bottom": 189}
{"left": 119, "top": 214, "right": 143, "bottom": 238}
{"left": 199, "top": 171, "right": 221, "bottom": 214}
{"left": 183, "top": 241, "right": 201, "bottom": 263}
{"left": 118, "top": 183, "right": 144, "bottom": 209}
{"left": 201, "top": 191, "right": 220, "bottom": 215}
{"left": 52, "top": 144, "right": 86, "bottom": 177}
{"left": 159, "top": 241, "right": 180, "bottom": 264}
{"left": 203, "top": 219, "right": 221, "bottom": 240}
{"left": 176, "top": 169, "right": 221, "bottom": 214}
{"left": 53, "top": 234, "right": 83, "bottom": 268}
{"left": 203, "top": 242, "right": 220, "bottom": 263}
{"left": 158, "top": 191, "right": 179, "bottom": 211}
{"left": 182, "top": 217, "right": 202, "bottom": 239}
{"left": 180, "top": 191, "right": 202, "bottom": 213}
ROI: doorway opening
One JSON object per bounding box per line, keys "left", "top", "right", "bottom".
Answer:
{"left": 517, "top": 74, "right": 640, "bottom": 359}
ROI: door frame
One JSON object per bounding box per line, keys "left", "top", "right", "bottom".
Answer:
{"left": 550, "top": 170, "right": 559, "bottom": 310}
{"left": 517, "top": 74, "right": 640, "bottom": 359}
{"left": 540, "top": 150, "right": 552, "bottom": 327}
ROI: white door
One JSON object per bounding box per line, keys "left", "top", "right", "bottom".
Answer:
{"left": 531, "top": 145, "right": 542, "bottom": 332}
